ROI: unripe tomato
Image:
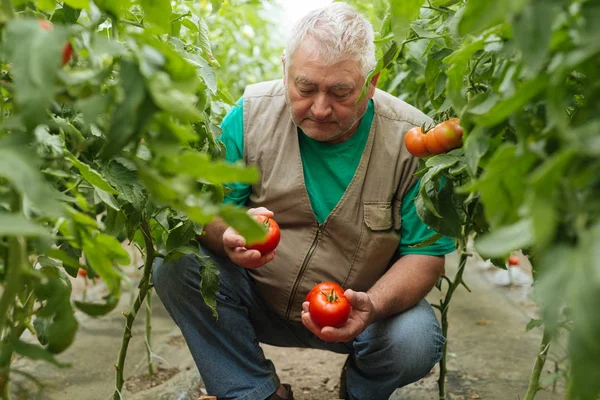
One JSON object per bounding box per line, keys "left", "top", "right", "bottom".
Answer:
{"left": 247, "top": 215, "right": 280, "bottom": 255}
{"left": 306, "top": 282, "right": 351, "bottom": 328}
{"left": 404, "top": 126, "right": 430, "bottom": 157}
{"left": 38, "top": 20, "right": 73, "bottom": 66}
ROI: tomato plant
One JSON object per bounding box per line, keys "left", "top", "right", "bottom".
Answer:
{"left": 347, "top": 0, "right": 600, "bottom": 398}
{"left": 0, "top": 0, "right": 276, "bottom": 398}
{"left": 306, "top": 282, "right": 351, "bottom": 328}
{"left": 247, "top": 215, "right": 280, "bottom": 255}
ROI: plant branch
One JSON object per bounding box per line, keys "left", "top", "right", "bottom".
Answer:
{"left": 523, "top": 326, "right": 552, "bottom": 400}
{"left": 437, "top": 251, "right": 469, "bottom": 400}
{"left": 113, "top": 216, "right": 155, "bottom": 399}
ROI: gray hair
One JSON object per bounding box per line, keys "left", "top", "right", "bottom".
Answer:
{"left": 284, "top": 2, "right": 376, "bottom": 77}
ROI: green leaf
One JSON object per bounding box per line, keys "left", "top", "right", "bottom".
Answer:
{"left": 465, "top": 144, "right": 537, "bottom": 229}
{"left": 458, "top": 0, "right": 526, "bottom": 36}
{"left": 514, "top": 0, "right": 558, "bottom": 76}
{"left": 219, "top": 204, "right": 267, "bottom": 244}
{"left": 0, "top": 139, "right": 64, "bottom": 217}
{"left": 463, "top": 126, "right": 490, "bottom": 176}
{"left": 63, "top": 0, "right": 89, "bottom": 9}
{"left": 4, "top": 20, "right": 70, "bottom": 129}
{"left": 474, "top": 218, "right": 534, "bottom": 258}
{"left": 141, "top": 0, "right": 172, "bottom": 33}
{"left": 166, "top": 220, "right": 196, "bottom": 253}
{"left": 45, "top": 248, "right": 83, "bottom": 277}
{"left": 162, "top": 151, "right": 260, "bottom": 184}
{"left": 101, "top": 60, "right": 154, "bottom": 159}
{"left": 103, "top": 159, "right": 147, "bottom": 209}
{"left": 389, "top": 0, "right": 423, "bottom": 44}
{"left": 66, "top": 153, "right": 119, "bottom": 194}
{"left": 525, "top": 319, "right": 543, "bottom": 332}
{"left": 74, "top": 294, "right": 119, "bottom": 316}
{"left": 13, "top": 340, "right": 71, "bottom": 368}
{"left": 0, "top": 213, "right": 47, "bottom": 236}
{"left": 95, "top": 188, "right": 120, "bottom": 211}
{"left": 199, "top": 254, "right": 220, "bottom": 318}
{"left": 470, "top": 75, "right": 547, "bottom": 127}
{"left": 197, "top": 17, "right": 219, "bottom": 66}
{"left": 147, "top": 72, "right": 205, "bottom": 122}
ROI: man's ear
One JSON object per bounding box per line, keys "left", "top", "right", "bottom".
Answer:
{"left": 367, "top": 72, "right": 380, "bottom": 98}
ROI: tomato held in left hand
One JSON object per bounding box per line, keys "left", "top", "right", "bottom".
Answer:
{"left": 246, "top": 215, "right": 280, "bottom": 254}
{"left": 508, "top": 255, "right": 519, "bottom": 266}
{"left": 306, "top": 282, "right": 351, "bottom": 328}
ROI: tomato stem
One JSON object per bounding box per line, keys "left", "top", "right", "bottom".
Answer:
{"left": 523, "top": 325, "right": 552, "bottom": 400}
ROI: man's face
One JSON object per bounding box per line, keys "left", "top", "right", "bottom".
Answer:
{"left": 284, "top": 47, "right": 378, "bottom": 144}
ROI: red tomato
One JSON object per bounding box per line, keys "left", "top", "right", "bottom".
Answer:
{"left": 246, "top": 215, "right": 280, "bottom": 254}
{"left": 425, "top": 118, "right": 464, "bottom": 155}
{"left": 508, "top": 255, "right": 519, "bottom": 266}
{"left": 404, "top": 126, "right": 430, "bottom": 157}
{"left": 78, "top": 268, "right": 87, "bottom": 277}
{"left": 306, "top": 282, "right": 351, "bottom": 328}
{"left": 38, "top": 20, "right": 73, "bottom": 66}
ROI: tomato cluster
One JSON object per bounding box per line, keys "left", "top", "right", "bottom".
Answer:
{"left": 305, "top": 282, "right": 351, "bottom": 328}
{"left": 246, "top": 215, "right": 281, "bottom": 254}
{"left": 404, "top": 118, "right": 464, "bottom": 158}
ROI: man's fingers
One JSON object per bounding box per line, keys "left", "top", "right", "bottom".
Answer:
{"left": 248, "top": 207, "right": 274, "bottom": 217}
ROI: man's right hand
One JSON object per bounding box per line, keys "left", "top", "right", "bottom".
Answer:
{"left": 222, "top": 207, "right": 277, "bottom": 269}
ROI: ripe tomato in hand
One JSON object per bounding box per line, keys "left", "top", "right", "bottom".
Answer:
{"left": 246, "top": 215, "right": 280, "bottom": 254}
{"left": 306, "top": 282, "right": 351, "bottom": 328}
{"left": 404, "top": 126, "right": 430, "bottom": 157}
{"left": 38, "top": 20, "right": 73, "bottom": 66}
{"left": 78, "top": 268, "right": 87, "bottom": 277}
{"left": 508, "top": 255, "right": 519, "bottom": 266}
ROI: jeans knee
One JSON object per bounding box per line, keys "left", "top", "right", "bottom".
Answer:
{"left": 152, "top": 255, "right": 193, "bottom": 300}
{"left": 354, "top": 300, "right": 445, "bottom": 384}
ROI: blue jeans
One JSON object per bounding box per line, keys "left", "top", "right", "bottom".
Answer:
{"left": 153, "top": 248, "right": 445, "bottom": 400}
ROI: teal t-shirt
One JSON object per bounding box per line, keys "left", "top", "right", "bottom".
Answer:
{"left": 218, "top": 99, "right": 455, "bottom": 256}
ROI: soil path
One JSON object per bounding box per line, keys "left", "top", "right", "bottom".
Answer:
{"left": 11, "top": 252, "right": 565, "bottom": 400}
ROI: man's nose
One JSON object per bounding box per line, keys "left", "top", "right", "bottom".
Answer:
{"left": 311, "top": 93, "right": 332, "bottom": 120}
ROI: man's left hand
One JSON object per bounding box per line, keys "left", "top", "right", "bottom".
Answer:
{"left": 301, "top": 289, "right": 377, "bottom": 342}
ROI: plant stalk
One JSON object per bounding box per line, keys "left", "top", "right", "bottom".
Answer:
{"left": 523, "top": 326, "right": 552, "bottom": 400}
{"left": 437, "top": 251, "right": 469, "bottom": 400}
{"left": 113, "top": 217, "right": 155, "bottom": 399}
{"left": 145, "top": 290, "right": 154, "bottom": 376}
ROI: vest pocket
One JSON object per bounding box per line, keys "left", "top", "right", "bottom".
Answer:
{"left": 363, "top": 202, "right": 393, "bottom": 231}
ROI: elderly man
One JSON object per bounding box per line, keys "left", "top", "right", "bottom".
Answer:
{"left": 153, "top": 3, "right": 453, "bottom": 399}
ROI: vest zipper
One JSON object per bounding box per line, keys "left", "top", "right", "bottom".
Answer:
{"left": 284, "top": 224, "right": 323, "bottom": 320}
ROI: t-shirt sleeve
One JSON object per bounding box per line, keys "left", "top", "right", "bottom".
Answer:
{"left": 218, "top": 98, "right": 251, "bottom": 206}
{"left": 398, "top": 179, "right": 456, "bottom": 256}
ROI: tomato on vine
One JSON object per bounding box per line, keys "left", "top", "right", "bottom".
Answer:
{"left": 38, "top": 19, "right": 73, "bottom": 66}
{"left": 405, "top": 118, "right": 464, "bottom": 158}
{"left": 404, "top": 126, "right": 430, "bottom": 157}
{"left": 305, "top": 282, "right": 351, "bottom": 328}
{"left": 247, "top": 215, "right": 280, "bottom": 254}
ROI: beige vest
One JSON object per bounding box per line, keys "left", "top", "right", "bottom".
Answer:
{"left": 243, "top": 80, "right": 431, "bottom": 322}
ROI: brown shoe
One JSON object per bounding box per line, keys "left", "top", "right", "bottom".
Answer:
{"left": 267, "top": 383, "right": 294, "bottom": 400}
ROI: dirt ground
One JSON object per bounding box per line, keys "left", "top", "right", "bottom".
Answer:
{"left": 10, "top": 250, "right": 565, "bottom": 400}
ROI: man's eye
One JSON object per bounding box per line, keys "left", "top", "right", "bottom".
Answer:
{"left": 298, "top": 88, "right": 312, "bottom": 95}
{"left": 333, "top": 92, "right": 350, "bottom": 99}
